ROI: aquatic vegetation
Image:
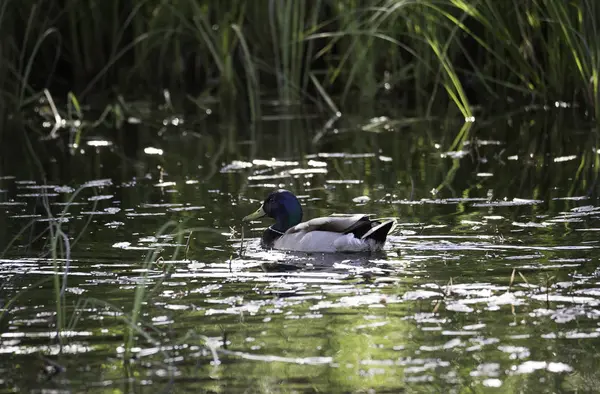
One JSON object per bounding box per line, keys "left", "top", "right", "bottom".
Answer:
{"left": 2, "top": 0, "right": 599, "bottom": 190}
{"left": 1, "top": 0, "right": 599, "bottom": 123}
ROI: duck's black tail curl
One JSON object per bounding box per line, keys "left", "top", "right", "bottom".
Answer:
{"left": 361, "top": 220, "right": 395, "bottom": 244}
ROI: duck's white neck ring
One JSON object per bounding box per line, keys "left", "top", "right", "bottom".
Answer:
{"left": 268, "top": 226, "right": 285, "bottom": 235}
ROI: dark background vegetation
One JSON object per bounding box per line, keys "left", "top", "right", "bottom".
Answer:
{"left": 1, "top": 0, "right": 599, "bottom": 195}
{"left": 2, "top": 1, "right": 599, "bottom": 121}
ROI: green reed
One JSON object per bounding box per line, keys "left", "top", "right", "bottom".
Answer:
{"left": 2, "top": 1, "right": 600, "bottom": 137}
{"left": 0, "top": 185, "right": 217, "bottom": 364}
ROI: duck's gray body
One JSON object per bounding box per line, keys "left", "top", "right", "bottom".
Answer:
{"left": 244, "top": 190, "right": 395, "bottom": 253}
{"left": 262, "top": 214, "right": 395, "bottom": 253}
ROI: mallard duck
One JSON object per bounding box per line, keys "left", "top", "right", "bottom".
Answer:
{"left": 243, "top": 189, "right": 395, "bottom": 253}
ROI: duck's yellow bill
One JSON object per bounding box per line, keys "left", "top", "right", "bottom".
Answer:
{"left": 243, "top": 205, "right": 266, "bottom": 221}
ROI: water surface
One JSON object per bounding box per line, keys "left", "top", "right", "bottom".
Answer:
{"left": 1, "top": 111, "right": 599, "bottom": 393}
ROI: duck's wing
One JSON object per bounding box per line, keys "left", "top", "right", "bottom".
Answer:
{"left": 286, "top": 214, "right": 372, "bottom": 235}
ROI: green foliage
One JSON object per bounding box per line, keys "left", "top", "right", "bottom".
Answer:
{"left": 0, "top": 0, "right": 599, "bottom": 125}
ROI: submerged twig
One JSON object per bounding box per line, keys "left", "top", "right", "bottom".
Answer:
{"left": 432, "top": 299, "right": 441, "bottom": 314}
{"left": 58, "top": 230, "right": 71, "bottom": 299}
{"left": 43, "top": 89, "right": 62, "bottom": 139}
{"left": 518, "top": 272, "right": 531, "bottom": 289}
{"left": 433, "top": 278, "right": 453, "bottom": 314}
{"left": 185, "top": 231, "right": 193, "bottom": 261}
{"left": 239, "top": 226, "right": 244, "bottom": 258}
{"left": 508, "top": 268, "right": 516, "bottom": 292}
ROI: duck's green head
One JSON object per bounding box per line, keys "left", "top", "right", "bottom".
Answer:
{"left": 243, "top": 189, "right": 303, "bottom": 231}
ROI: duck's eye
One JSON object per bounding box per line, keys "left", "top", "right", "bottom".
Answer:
{"left": 264, "top": 195, "right": 278, "bottom": 212}
{"left": 263, "top": 197, "right": 273, "bottom": 209}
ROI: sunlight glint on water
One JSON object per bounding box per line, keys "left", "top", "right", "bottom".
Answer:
{"left": 0, "top": 120, "right": 599, "bottom": 392}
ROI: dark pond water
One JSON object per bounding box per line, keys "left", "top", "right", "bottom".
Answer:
{"left": 1, "top": 109, "right": 600, "bottom": 393}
